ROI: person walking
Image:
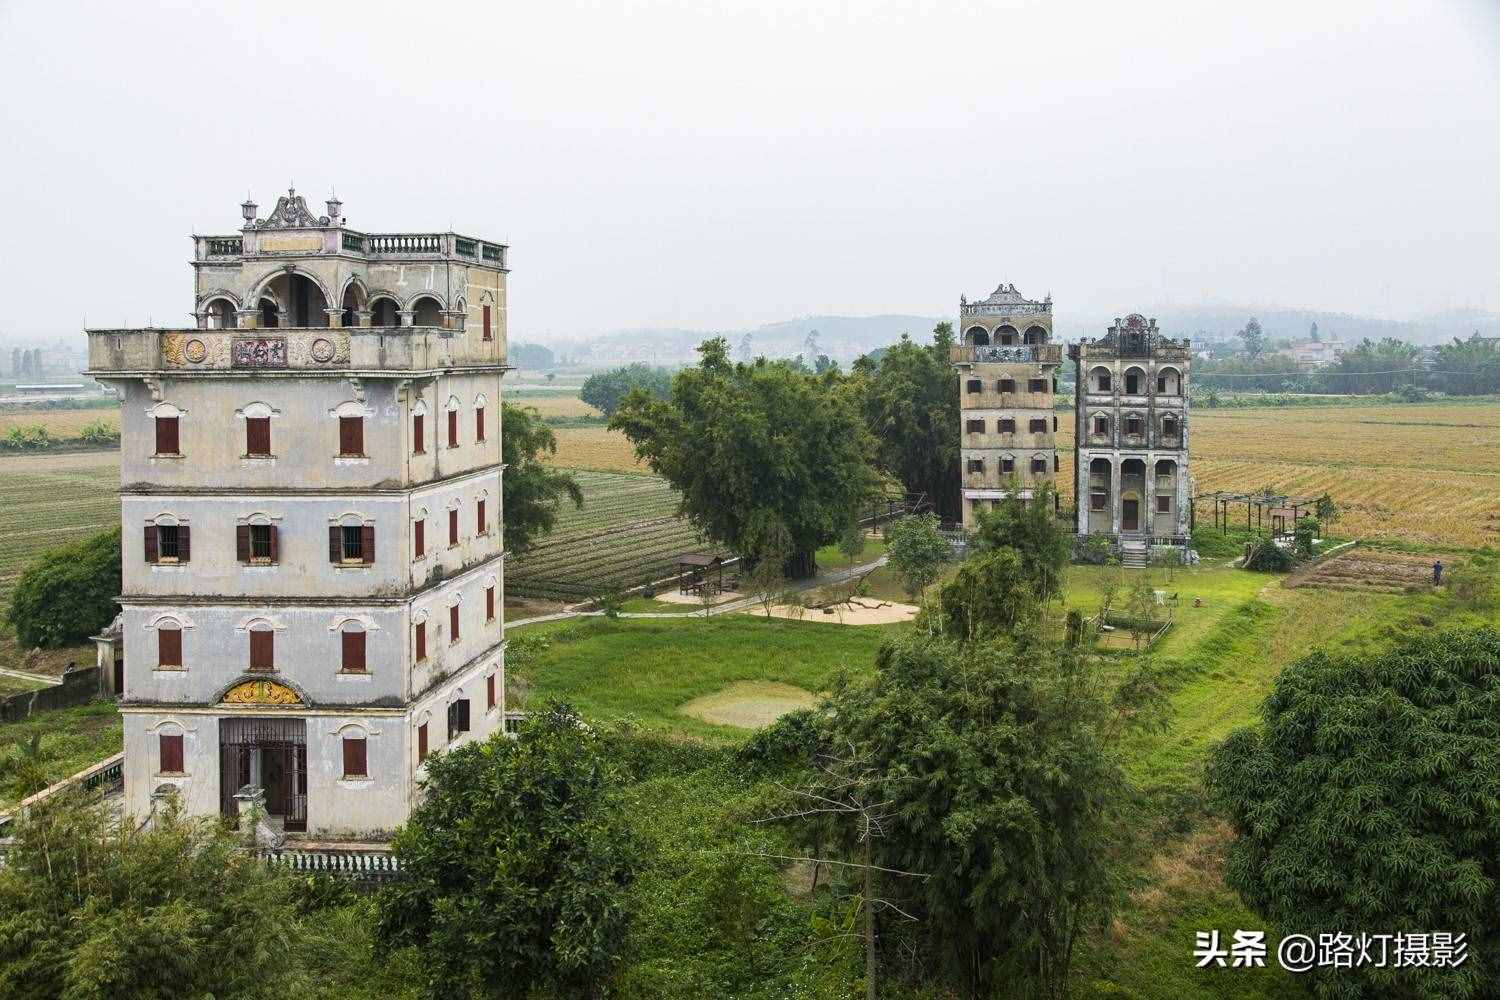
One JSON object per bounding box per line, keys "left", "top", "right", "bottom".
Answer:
{"left": 1433, "top": 559, "right": 1444, "bottom": 585}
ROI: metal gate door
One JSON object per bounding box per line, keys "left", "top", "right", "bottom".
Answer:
{"left": 218, "top": 717, "right": 307, "bottom": 832}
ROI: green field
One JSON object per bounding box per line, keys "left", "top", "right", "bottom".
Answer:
{"left": 507, "top": 470, "right": 708, "bottom": 602}
{"left": 0, "top": 702, "right": 123, "bottom": 810}
{"left": 0, "top": 453, "right": 119, "bottom": 601}
{"left": 512, "top": 614, "right": 898, "bottom": 743}
{"left": 507, "top": 556, "right": 1499, "bottom": 998}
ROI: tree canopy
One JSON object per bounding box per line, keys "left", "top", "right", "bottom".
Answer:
{"left": 580, "top": 363, "right": 673, "bottom": 418}
{"left": 610, "top": 338, "right": 875, "bottom": 577}
{"left": 971, "top": 479, "right": 1070, "bottom": 602}
{"left": 378, "top": 704, "right": 640, "bottom": 999}
{"left": 501, "top": 402, "right": 584, "bottom": 555}
{"left": 6, "top": 526, "right": 120, "bottom": 648}
{"left": 849, "top": 323, "right": 960, "bottom": 520}
{"left": 1208, "top": 626, "right": 1500, "bottom": 999}
{"left": 0, "top": 795, "right": 358, "bottom": 1000}
{"left": 803, "top": 631, "right": 1152, "bottom": 999}
{"left": 883, "top": 513, "right": 951, "bottom": 600}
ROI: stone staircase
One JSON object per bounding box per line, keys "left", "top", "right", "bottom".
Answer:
{"left": 1120, "top": 541, "right": 1149, "bottom": 568}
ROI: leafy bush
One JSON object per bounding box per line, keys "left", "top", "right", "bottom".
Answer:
{"left": 1, "top": 424, "right": 51, "bottom": 450}
{"left": 378, "top": 704, "right": 640, "bottom": 998}
{"left": 1074, "top": 533, "right": 1116, "bottom": 565}
{"left": 78, "top": 419, "right": 119, "bottom": 444}
{"left": 1242, "top": 539, "right": 1293, "bottom": 572}
{"left": 737, "top": 707, "right": 826, "bottom": 770}
{"left": 1208, "top": 627, "right": 1500, "bottom": 998}
{"left": 884, "top": 513, "right": 951, "bottom": 599}
{"left": 6, "top": 527, "right": 121, "bottom": 647}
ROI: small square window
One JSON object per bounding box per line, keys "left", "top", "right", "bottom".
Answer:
{"left": 967, "top": 459, "right": 984, "bottom": 474}
{"left": 342, "top": 525, "right": 364, "bottom": 562}
{"left": 998, "top": 419, "right": 1016, "bottom": 434}
{"left": 249, "top": 524, "right": 274, "bottom": 562}
{"left": 966, "top": 379, "right": 981, "bottom": 394}
{"left": 342, "top": 736, "right": 368, "bottom": 778}
{"left": 998, "top": 378, "right": 1015, "bottom": 393}
{"left": 1028, "top": 379, "right": 1045, "bottom": 393}
{"left": 1090, "top": 492, "right": 1107, "bottom": 512}
{"left": 158, "top": 525, "right": 182, "bottom": 561}
{"left": 1156, "top": 495, "right": 1171, "bottom": 513}
{"left": 965, "top": 420, "right": 985, "bottom": 434}
{"left": 1028, "top": 419, "right": 1046, "bottom": 433}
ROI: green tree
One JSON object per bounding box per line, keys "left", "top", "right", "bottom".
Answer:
{"left": 1208, "top": 627, "right": 1500, "bottom": 999}
{"left": 971, "top": 479, "right": 1070, "bottom": 601}
{"left": 848, "top": 323, "right": 961, "bottom": 520}
{"left": 837, "top": 521, "right": 867, "bottom": 569}
{"left": 884, "top": 513, "right": 950, "bottom": 600}
{"left": 0, "top": 795, "right": 353, "bottom": 999}
{"left": 1236, "top": 316, "right": 1266, "bottom": 359}
{"left": 809, "top": 632, "right": 1156, "bottom": 999}
{"left": 501, "top": 402, "right": 584, "bottom": 555}
{"left": 580, "top": 362, "right": 673, "bottom": 418}
{"left": 930, "top": 547, "right": 1036, "bottom": 642}
{"left": 6, "top": 526, "right": 120, "bottom": 648}
{"left": 378, "top": 704, "right": 639, "bottom": 999}
{"left": 611, "top": 338, "right": 875, "bottom": 578}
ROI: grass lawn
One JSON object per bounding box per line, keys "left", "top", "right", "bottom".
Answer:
{"left": 0, "top": 701, "right": 122, "bottom": 810}
{"left": 511, "top": 615, "right": 901, "bottom": 744}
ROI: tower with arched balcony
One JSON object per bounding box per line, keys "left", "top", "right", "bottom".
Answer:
{"left": 1068, "top": 314, "right": 1192, "bottom": 561}
{"left": 951, "top": 283, "right": 1062, "bottom": 531}
{"left": 87, "top": 190, "right": 510, "bottom": 841}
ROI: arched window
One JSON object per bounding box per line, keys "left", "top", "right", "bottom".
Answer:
{"left": 149, "top": 614, "right": 189, "bottom": 669}
{"left": 411, "top": 295, "right": 443, "bottom": 327}
{"left": 370, "top": 297, "right": 400, "bottom": 326}
{"left": 474, "top": 393, "right": 488, "bottom": 443}
{"left": 341, "top": 281, "right": 367, "bottom": 328}
{"left": 1162, "top": 415, "right": 1180, "bottom": 441}
{"left": 965, "top": 326, "right": 989, "bottom": 346}
{"left": 335, "top": 722, "right": 369, "bottom": 778}
{"left": 258, "top": 298, "right": 280, "bottom": 328}
{"left": 204, "top": 297, "right": 237, "bottom": 329}
{"left": 1023, "top": 325, "right": 1047, "bottom": 344}
{"left": 1157, "top": 367, "right": 1181, "bottom": 395}
{"left": 1124, "top": 413, "right": 1145, "bottom": 437}
{"left": 245, "top": 618, "right": 276, "bottom": 672}
{"left": 1091, "top": 412, "right": 1110, "bottom": 438}
{"left": 1123, "top": 366, "right": 1146, "bottom": 395}
{"left": 1090, "top": 366, "right": 1112, "bottom": 392}
{"left": 338, "top": 620, "right": 367, "bottom": 673}
{"left": 995, "top": 325, "right": 1019, "bottom": 346}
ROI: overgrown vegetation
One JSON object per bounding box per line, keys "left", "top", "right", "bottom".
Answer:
{"left": 5, "top": 526, "right": 120, "bottom": 648}
{"left": 500, "top": 402, "right": 584, "bottom": 555}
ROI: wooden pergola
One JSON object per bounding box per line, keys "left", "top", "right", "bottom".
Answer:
{"left": 1193, "top": 490, "right": 1321, "bottom": 538}
{"left": 677, "top": 553, "right": 725, "bottom": 596}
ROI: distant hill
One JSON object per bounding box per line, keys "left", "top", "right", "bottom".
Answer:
{"left": 532, "top": 305, "right": 1500, "bottom": 369}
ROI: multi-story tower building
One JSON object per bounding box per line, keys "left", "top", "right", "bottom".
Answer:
{"left": 86, "top": 189, "right": 509, "bottom": 839}
{"left": 1069, "top": 313, "right": 1191, "bottom": 556}
{"left": 951, "top": 283, "right": 1062, "bottom": 531}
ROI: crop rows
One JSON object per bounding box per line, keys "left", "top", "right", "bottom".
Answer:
{"left": 507, "top": 471, "right": 709, "bottom": 600}
{"left": 0, "top": 460, "right": 120, "bottom": 600}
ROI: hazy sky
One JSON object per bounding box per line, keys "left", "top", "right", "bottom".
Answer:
{"left": 1, "top": 0, "right": 1496, "bottom": 344}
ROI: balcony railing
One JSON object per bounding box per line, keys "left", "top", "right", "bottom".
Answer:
{"left": 206, "top": 237, "right": 242, "bottom": 256}
{"left": 87, "top": 327, "right": 506, "bottom": 375}
{"left": 366, "top": 233, "right": 443, "bottom": 254}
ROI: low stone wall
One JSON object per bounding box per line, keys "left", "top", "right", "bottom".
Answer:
{"left": 0, "top": 664, "right": 104, "bottom": 723}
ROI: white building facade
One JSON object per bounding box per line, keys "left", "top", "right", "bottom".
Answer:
{"left": 1069, "top": 314, "right": 1192, "bottom": 559}
{"left": 88, "top": 189, "right": 510, "bottom": 840}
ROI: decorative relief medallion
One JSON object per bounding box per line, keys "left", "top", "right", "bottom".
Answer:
{"left": 232, "top": 337, "right": 288, "bottom": 368}
{"left": 222, "top": 680, "right": 301, "bottom": 705}
{"left": 160, "top": 334, "right": 188, "bottom": 366}
{"left": 184, "top": 339, "right": 207, "bottom": 363}
{"left": 288, "top": 332, "right": 349, "bottom": 367}
{"left": 310, "top": 337, "right": 336, "bottom": 362}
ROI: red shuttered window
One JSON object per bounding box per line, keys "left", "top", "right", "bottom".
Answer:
{"left": 476, "top": 499, "right": 486, "bottom": 535}
{"left": 417, "top": 723, "right": 429, "bottom": 762}
{"left": 448, "top": 509, "right": 458, "bottom": 547}
{"left": 158, "top": 627, "right": 182, "bottom": 668}
{"left": 485, "top": 586, "right": 495, "bottom": 622}
{"left": 449, "top": 604, "right": 460, "bottom": 643}
{"left": 342, "top": 737, "right": 368, "bottom": 778}
{"left": 249, "top": 629, "right": 274, "bottom": 671}
{"left": 447, "top": 410, "right": 458, "bottom": 449}
{"left": 245, "top": 417, "right": 271, "bottom": 456}
{"left": 415, "top": 622, "right": 427, "bottom": 661}
{"left": 414, "top": 519, "right": 425, "bottom": 558}
{"left": 155, "top": 416, "right": 179, "bottom": 455}
{"left": 341, "top": 629, "right": 366, "bottom": 673}
{"left": 413, "top": 413, "right": 425, "bottom": 454}
{"left": 159, "top": 733, "right": 184, "bottom": 774}
{"left": 486, "top": 673, "right": 496, "bottom": 709}
{"left": 482, "top": 304, "right": 492, "bottom": 341}
{"left": 338, "top": 416, "right": 364, "bottom": 456}
{"left": 475, "top": 407, "right": 486, "bottom": 442}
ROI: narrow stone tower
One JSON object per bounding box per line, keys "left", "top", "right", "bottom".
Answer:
{"left": 87, "top": 189, "right": 510, "bottom": 840}
{"left": 1068, "top": 313, "right": 1192, "bottom": 563}
{"left": 951, "top": 283, "right": 1062, "bottom": 531}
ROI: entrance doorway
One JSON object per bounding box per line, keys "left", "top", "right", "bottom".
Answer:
{"left": 219, "top": 717, "right": 307, "bottom": 832}
{"left": 1122, "top": 498, "right": 1140, "bottom": 532}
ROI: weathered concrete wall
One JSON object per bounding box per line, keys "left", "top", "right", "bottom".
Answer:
{"left": 0, "top": 665, "right": 102, "bottom": 723}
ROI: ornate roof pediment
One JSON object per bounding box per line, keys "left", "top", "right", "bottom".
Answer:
{"left": 255, "top": 187, "right": 328, "bottom": 229}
